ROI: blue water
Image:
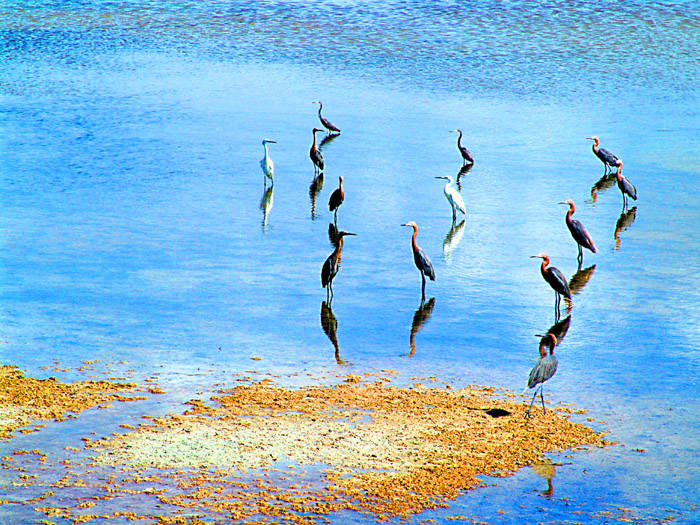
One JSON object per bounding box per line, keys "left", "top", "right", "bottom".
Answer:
{"left": 1, "top": 1, "right": 699, "bottom": 523}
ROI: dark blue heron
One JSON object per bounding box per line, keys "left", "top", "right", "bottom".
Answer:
{"left": 586, "top": 135, "right": 619, "bottom": 173}
{"left": 559, "top": 199, "right": 596, "bottom": 267}
{"left": 450, "top": 129, "right": 474, "bottom": 165}
{"left": 321, "top": 230, "right": 355, "bottom": 303}
{"left": 614, "top": 160, "right": 637, "bottom": 208}
{"left": 313, "top": 100, "right": 341, "bottom": 134}
{"left": 530, "top": 253, "right": 572, "bottom": 320}
{"left": 310, "top": 128, "right": 324, "bottom": 174}
{"left": 526, "top": 333, "right": 558, "bottom": 417}
{"left": 402, "top": 221, "right": 435, "bottom": 302}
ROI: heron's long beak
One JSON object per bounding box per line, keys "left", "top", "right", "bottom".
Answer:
{"left": 344, "top": 232, "right": 356, "bottom": 236}
{"left": 268, "top": 140, "right": 277, "bottom": 143}
{"left": 585, "top": 137, "right": 595, "bottom": 140}
{"left": 401, "top": 223, "right": 409, "bottom": 227}
{"left": 530, "top": 255, "right": 542, "bottom": 259}
{"left": 557, "top": 201, "right": 568, "bottom": 205}
{"left": 434, "top": 176, "right": 447, "bottom": 180}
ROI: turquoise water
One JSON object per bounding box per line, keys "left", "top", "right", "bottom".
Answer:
{"left": 1, "top": 1, "right": 699, "bottom": 523}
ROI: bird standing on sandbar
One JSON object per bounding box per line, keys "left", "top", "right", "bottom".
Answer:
{"left": 614, "top": 160, "right": 637, "bottom": 209}
{"left": 526, "top": 333, "right": 558, "bottom": 417}
{"left": 435, "top": 175, "right": 466, "bottom": 223}
{"left": 450, "top": 129, "right": 474, "bottom": 165}
{"left": 310, "top": 128, "right": 324, "bottom": 174}
{"left": 313, "top": 101, "right": 341, "bottom": 134}
{"left": 558, "top": 199, "right": 596, "bottom": 267}
{"left": 329, "top": 176, "right": 344, "bottom": 223}
{"left": 260, "top": 139, "right": 276, "bottom": 182}
{"left": 401, "top": 221, "right": 435, "bottom": 302}
{"left": 586, "top": 135, "right": 619, "bottom": 173}
{"left": 321, "top": 230, "right": 355, "bottom": 304}
{"left": 530, "top": 253, "right": 572, "bottom": 320}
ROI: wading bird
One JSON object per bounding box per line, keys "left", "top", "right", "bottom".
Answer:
{"left": 401, "top": 221, "right": 435, "bottom": 302}
{"left": 329, "top": 176, "right": 344, "bottom": 223}
{"left": 313, "top": 100, "right": 341, "bottom": 134}
{"left": 530, "top": 253, "right": 572, "bottom": 320}
{"left": 450, "top": 129, "right": 474, "bottom": 165}
{"left": 586, "top": 135, "right": 619, "bottom": 173}
{"left": 559, "top": 199, "right": 596, "bottom": 267}
{"left": 526, "top": 333, "right": 558, "bottom": 417}
{"left": 614, "top": 160, "right": 637, "bottom": 208}
{"left": 321, "top": 230, "right": 355, "bottom": 303}
{"left": 260, "top": 139, "right": 276, "bottom": 182}
{"left": 310, "top": 128, "right": 324, "bottom": 174}
{"left": 436, "top": 175, "right": 466, "bottom": 223}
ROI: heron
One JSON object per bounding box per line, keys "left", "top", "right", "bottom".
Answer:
{"left": 260, "top": 139, "right": 276, "bottom": 182}
{"left": 313, "top": 100, "right": 341, "bottom": 134}
{"left": 321, "top": 230, "right": 355, "bottom": 303}
{"left": 328, "top": 176, "right": 344, "bottom": 223}
{"left": 401, "top": 221, "right": 435, "bottom": 302}
{"left": 614, "top": 160, "right": 637, "bottom": 209}
{"left": 310, "top": 128, "right": 324, "bottom": 174}
{"left": 530, "top": 253, "right": 572, "bottom": 320}
{"left": 526, "top": 333, "right": 558, "bottom": 417}
{"left": 586, "top": 136, "right": 619, "bottom": 173}
{"left": 436, "top": 175, "right": 466, "bottom": 223}
{"left": 559, "top": 199, "right": 596, "bottom": 267}
{"left": 450, "top": 129, "right": 474, "bottom": 165}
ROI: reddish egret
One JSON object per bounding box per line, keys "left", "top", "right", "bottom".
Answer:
{"left": 329, "top": 176, "right": 344, "bottom": 223}
{"left": 450, "top": 129, "right": 474, "bottom": 165}
{"left": 586, "top": 136, "right": 619, "bottom": 173}
{"left": 313, "top": 101, "right": 341, "bottom": 134}
{"left": 435, "top": 175, "right": 466, "bottom": 223}
{"left": 321, "top": 230, "right": 355, "bottom": 303}
{"left": 526, "top": 333, "right": 558, "bottom": 417}
{"left": 260, "top": 139, "right": 276, "bottom": 182}
{"left": 559, "top": 199, "right": 596, "bottom": 266}
{"left": 614, "top": 160, "right": 637, "bottom": 208}
{"left": 530, "top": 253, "right": 572, "bottom": 319}
{"left": 310, "top": 128, "right": 324, "bottom": 174}
{"left": 401, "top": 221, "right": 435, "bottom": 302}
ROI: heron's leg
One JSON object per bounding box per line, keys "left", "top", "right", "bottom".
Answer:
{"left": 526, "top": 389, "right": 538, "bottom": 418}
{"left": 578, "top": 245, "right": 583, "bottom": 269}
{"left": 421, "top": 273, "right": 426, "bottom": 302}
{"left": 540, "top": 387, "right": 546, "bottom": 413}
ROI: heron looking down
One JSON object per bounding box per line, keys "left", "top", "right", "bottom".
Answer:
{"left": 559, "top": 199, "right": 596, "bottom": 267}
{"left": 313, "top": 101, "right": 341, "bottom": 134}
{"left": 450, "top": 129, "right": 474, "bottom": 165}
{"left": 586, "top": 136, "right": 619, "bottom": 173}
{"left": 401, "top": 221, "right": 435, "bottom": 302}
{"left": 436, "top": 175, "right": 466, "bottom": 223}
{"left": 526, "top": 333, "right": 558, "bottom": 417}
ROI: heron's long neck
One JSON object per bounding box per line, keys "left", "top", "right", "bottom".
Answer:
{"left": 592, "top": 138, "right": 599, "bottom": 153}
{"left": 317, "top": 104, "right": 323, "bottom": 118}
{"left": 566, "top": 205, "right": 574, "bottom": 223}
{"left": 456, "top": 131, "right": 463, "bottom": 148}
{"left": 312, "top": 133, "right": 317, "bottom": 149}
{"left": 540, "top": 259, "right": 549, "bottom": 276}
{"left": 538, "top": 343, "right": 547, "bottom": 358}
{"left": 411, "top": 227, "right": 418, "bottom": 252}
{"left": 615, "top": 164, "right": 623, "bottom": 180}
{"left": 263, "top": 143, "right": 269, "bottom": 158}
{"left": 335, "top": 237, "right": 344, "bottom": 263}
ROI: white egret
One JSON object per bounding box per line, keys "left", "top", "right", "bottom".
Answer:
{"left": 435, "top": 175, "right": 466, "bottom": 222}
{"left": 260, "top": 139, "right": 276, "bottom": 181}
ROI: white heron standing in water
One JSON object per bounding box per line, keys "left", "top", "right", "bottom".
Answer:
{"left": 435, "top": 175, "right": 466, "bottom": 222}
{"left": 260, "top": 139, "right": 276, "bottom": 182}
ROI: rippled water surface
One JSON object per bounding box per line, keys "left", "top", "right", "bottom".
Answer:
{"left": 1, "top": 1, "right": 699, "bottom": 523}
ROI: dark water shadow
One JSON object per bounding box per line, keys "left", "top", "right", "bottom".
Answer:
{"left": 319, "top": 132, "right": 340, "bottom": 152}
{"left": 614, "top": 206, "right": 637, "bottom": 250}
{"left": 542, "top": 314, "right": 571, "bottom": 347}
{"left": 443, "top": 219, "right": 466, "bottom": 260}
{"left": 328, "top": 222, "right": 340, "bottom": 247}
{"left": 309, "top": 172, "right": 324, "bottom": 220}
{"left": 569, "top": 264, "right": 596, "bottom": 296}
{"left": 260, "top": 184, "right": 274, "bottom": 232}
{"left": 320, "top": 300, "right": 347, "bottom": 365}
{"left": 531, "top": 456, "right": 556, "bottom": 497}
{"left": 456, "top": 163, "right": 473, "bottom": 191}
{"left": 589, "top": 172, "right": 617, "bottom": 203}
{"left": 409, "top": 297, "right": 435, "bottom": 357}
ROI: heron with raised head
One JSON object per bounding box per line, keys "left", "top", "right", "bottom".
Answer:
{"left": 329, "top": 176, "right": 344, "bottom": 223}
{"left": 401, "top": 221, "right": 435, "bottom": 302}
{"left": 309, "top": 128, "right": 324, "bottom": 174}
{"left": 436, "top": 175, "right": 466, "bottom": 223}
{"left": 526, "top": 333, "right": 558, "bottom": 417}
{"left": 530, "top": 253, "right": 572, "bottom": 320}
{"left": 559, "top": 199, "right": 596, "bottom": 267}
{"left": 321, "top": 230, "right": 355, "bottom": 303}
{"left": 450, "top": 129, "right": 474, "bottom": 165}
{"left": 260, "top": 139, "right": 276, "bottom": 182}
{"left": 586, "top": 135, "right": 619, "bottom": 173}
{"left": 313, "top": 100, "right": 341, "bottom": 134}
{"left": 614, "top": 160, "right": 637, "bottom": 208}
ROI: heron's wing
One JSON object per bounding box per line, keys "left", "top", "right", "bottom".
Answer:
{"left": 451, "top": 189, "right": 466, "bottom": 214}
{"left": 321, "top": 254, "right": 333, "bottom": 287}
{"left": 548, "top": 267, "right": 572, "bottom": 299}
{"left": 598, "top": 147, "right": 619, "bottom": 165}
{"left": 570, "top": 219, "right": 596, "bottom": 252}
{"left": 321, "top": 115, "right": 341, "bottom": 133}
{"left": 622, "top": 177, "right": 637, "bottom": 200}
{"left": 417, "top": 248, "right": 436, "bottom": 280}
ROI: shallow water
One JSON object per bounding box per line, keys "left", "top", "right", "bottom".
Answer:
{"left": 1, "top": 1, "right": 699, "bottom": 523}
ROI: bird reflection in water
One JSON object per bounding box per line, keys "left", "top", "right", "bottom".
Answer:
{"left": 409, "top": 297, "right": 436, "bottom": 357}
{"left": 589, "top": 173, "right": 617, "bottom": 203}
{"left": 568, "top": 264, "right": 596, "bottom": 296}
{"left": 531, "top": 456, "right": 556, "bottom": 497}
{"left": 614, "top": 206, "right": 637, "bottom": 250}
{"left": 260, "top": 184, "right": 273, "bottom": 232}
{"left": 443, "top": 219, "right": 466, "bottom": 261}
{"left": 455, "top": 163, "right": 472, "bottom": 191}
{"left": 320, "top": 301, "right": 346, "bottom": 365}
{"left": 328, "top": 222, "right": 340, "bottom": 247}
{"left": 309, "top": 172, "right": 323, "bottom": 220}
{"left": 319, "top": 132, "right": 340, "bottom": 151}
{"left": 544, "top": 314, "right": 571, "bottom": 346}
